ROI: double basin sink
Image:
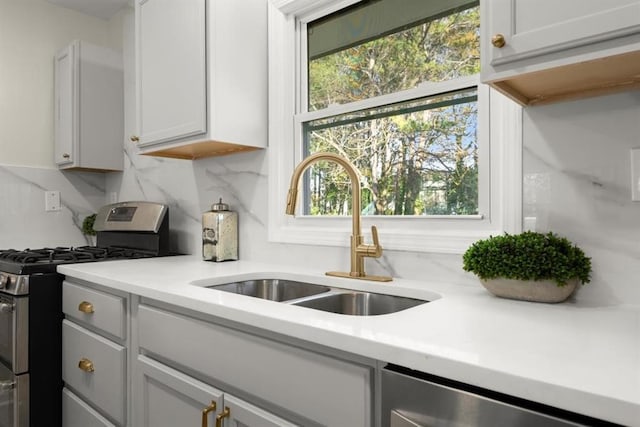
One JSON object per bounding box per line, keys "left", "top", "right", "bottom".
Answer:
{"left": 206, "top": 278, "right": 428, "bottom": 316}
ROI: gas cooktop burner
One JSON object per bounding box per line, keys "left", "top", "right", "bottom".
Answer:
{"left": 0, "top": 246, "right": 159, "bottom": 275}
{"left": 0, "top": 246, "right": 157, "bottom": 264}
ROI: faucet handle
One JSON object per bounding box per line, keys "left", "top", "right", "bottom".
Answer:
{"left": 371, "top": 225, "right": 381, "bottom": 248}
{"left": 358, "top": 225, "right": 383, "bottom": 258}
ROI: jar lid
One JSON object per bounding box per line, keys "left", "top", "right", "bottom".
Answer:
{"left": 211, "top": 198, "right": 229, "bottom": 211}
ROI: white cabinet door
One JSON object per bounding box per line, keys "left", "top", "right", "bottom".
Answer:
{"left": 132, "top": 0, "right": 267, "bottom": 159}
{"left": 53, "top": 40, "right": 124, "bottom": 171}
{"left": 135, "top": 0, "right": 207, "bottom": 147}
{"left": 54, "top": 43, "right": 76, "bottom": 166}
{"left": 486, "top": 0, "right": 640, "bottom": 66}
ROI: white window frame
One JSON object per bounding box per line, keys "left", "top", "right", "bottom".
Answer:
{"left": 267, "top": 0, "right": 522, "bottom": 254}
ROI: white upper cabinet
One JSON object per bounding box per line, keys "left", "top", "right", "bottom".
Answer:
{"left": 54, "top": 41, "right": 124, "bottom": 171}
{"left": 481, "top": 0, "right": 640, "bottom": 105}
{"left": 133, "top": 0, "right": 267, "bottom": 160}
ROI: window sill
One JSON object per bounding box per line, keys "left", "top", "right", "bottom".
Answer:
{"left": 268, "top": 219, "right": 509, "bottom": 254}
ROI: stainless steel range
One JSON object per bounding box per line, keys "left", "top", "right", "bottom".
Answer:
{"left": 0, "top": 201, "right": 170, "bottom": 427}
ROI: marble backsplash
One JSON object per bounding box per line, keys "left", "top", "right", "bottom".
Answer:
{"left": 523, "top": 90, "right": 640, "bottom": 306}
{"left": 0, "top": 165, "right": 106, "bottom": 249}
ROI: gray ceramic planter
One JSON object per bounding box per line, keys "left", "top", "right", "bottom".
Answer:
{"left": 480, "top": 278, "right": 579, "bottom": 303}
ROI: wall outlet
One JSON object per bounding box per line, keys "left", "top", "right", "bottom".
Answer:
{"left": 632, "top": 148, "right": 640, "bottom": 202}
{"left": 45, "top": 191, "right": 61, "bottom": 211}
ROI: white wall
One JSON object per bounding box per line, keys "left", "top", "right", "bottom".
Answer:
{"left": 0, "top": 0, "right": 123, "bottom": 248}
{"left": 0, "top": 0, "right": 122, "bottom": 168}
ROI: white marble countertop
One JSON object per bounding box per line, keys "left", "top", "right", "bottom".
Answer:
{"left": 58, "top": 255, "right": 640, "bottom": 426}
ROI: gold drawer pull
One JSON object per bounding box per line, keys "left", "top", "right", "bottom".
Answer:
{"left": 202, "top": 401, "right": 217, "bottom": 427}
{"left": 215, "top": 407, "right": 230, "bottom": 427}
{"left": 78, "top": 358, "right": 95, "bottom": 373}
{"left": 78, "top": 301, "right": 94, "bottom": 314}
{"left": 130, "top": 135, "right": 140, "bottom": 142}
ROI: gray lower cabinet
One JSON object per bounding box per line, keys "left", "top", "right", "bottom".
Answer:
{"left": 136, "top": 355, "right": 296, "bottom": 427}
{"left": 60, "top": 280, "right": 373, "bottom": 427}
{"left": 62, "top": 280, "right": 129, "bottom": 426}
{"left": 136, "top": 302, "right": 373, "bottom": 426}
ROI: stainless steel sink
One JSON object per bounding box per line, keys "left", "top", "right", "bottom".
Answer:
{"left": 207, "top": 279, "right": 330, "bottom": 302}
{"left": 291, "top": 291, "right": 427, "bottom": 316}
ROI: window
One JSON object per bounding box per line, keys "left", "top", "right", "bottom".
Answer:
{"left": 268, "top": 0, "right": 522, "bottom": 253}
{"left": 303, "top": 0, "right": 479, "bottom": 217}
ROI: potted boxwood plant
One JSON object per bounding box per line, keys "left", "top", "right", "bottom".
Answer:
{"left": 462, "top": 231, "right": 591, "bottom": 303}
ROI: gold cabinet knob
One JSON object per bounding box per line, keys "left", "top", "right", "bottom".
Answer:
{"left": 62, "top": 153, "right": 70, "bottom": 159}
{"left": 130, "top": 135, "right": 140, "bottom": 142}
{"left": 491, "top": 33, "right": 506, "bottom": 48}
{"left": 201, "top": 401, "right": 217, "bottom": 427}
{"left": 78, "top": 358, "right": 95, "bottom": 373}
{"left": 78, "top": 301, "right": 94, "bottom": 314}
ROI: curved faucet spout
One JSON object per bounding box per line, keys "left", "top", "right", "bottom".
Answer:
{"left": 286, "top": 152, "right": 361, "bottom": 238}
{"left": 285, "top": 152, "right": 392, "bottom": 282}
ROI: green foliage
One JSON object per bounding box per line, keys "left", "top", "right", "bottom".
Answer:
{"left": 82, "top": 214, "right": 97, "bottom": 236}
{"left": 462, "top": 232, "right": 592, "bottom": 287}
{"left": 306, "top": 5, "right": 481, "bottom": 216}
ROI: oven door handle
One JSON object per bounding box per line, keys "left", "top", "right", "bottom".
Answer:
{"left": 0, "top": 302, "right": 14, "bottom": 313}
{"left": 0, "top": 379, "right": 15, "bottom": 391}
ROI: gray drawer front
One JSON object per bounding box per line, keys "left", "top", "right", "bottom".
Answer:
{"left": 62, "top": 320, "right": 126, "bottom": 425}
{"left": 63, "top": 280, "right": 126, "bottom": 339}
{"left": 62, "top": 388, "right": 116, "bottom": 427}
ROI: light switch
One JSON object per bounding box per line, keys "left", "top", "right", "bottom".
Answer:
{"left": 632, "top": 148, "right": 640, "bottom": 202}
{"left": 45, "top": 191, "right": 61, "bottom": 211}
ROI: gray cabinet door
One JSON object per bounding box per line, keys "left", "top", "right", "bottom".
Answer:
{"left": 135, "top": 355, "right": 223, "bottom": 427}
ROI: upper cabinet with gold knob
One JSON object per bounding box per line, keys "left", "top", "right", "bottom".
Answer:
{"left": 481, "top": 0, "right": 640, "bottom": 106}
{"left": 54, "top": 40, "right": 124, "bottom": 171}
{"left": 133, "top": 0, "right": 267, "bottom": 160}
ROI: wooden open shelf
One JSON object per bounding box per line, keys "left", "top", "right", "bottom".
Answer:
{"left": 139, "top": 140, "right": 261, "bottom": 160}
{"left": 488, "top": 50, "right": 640, "bottom": 106}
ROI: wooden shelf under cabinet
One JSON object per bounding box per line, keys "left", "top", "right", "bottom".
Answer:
{"left": 487, "top": 50, "right": 640, "bottom": 106}
{"left": 138, "top": 140, "right": 261, "bottom": 160}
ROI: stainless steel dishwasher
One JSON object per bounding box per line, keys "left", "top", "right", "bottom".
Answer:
{"left": 381, "top": 365, "right": 621, "bottom": 427}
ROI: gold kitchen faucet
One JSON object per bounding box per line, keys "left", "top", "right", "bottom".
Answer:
{"left": 285, "top": 152, "right": 392, "bottom": 282}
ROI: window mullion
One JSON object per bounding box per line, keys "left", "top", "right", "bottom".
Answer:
{"left": 296, "top": 74, "right": 479, "bottom": 122}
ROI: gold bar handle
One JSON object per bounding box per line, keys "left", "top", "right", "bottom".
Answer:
{"left": 78, "top": 358, "right": 95, "bottom": 373}
{"left": 78, "top": 301, "right": 94, "bottom": 314}
{"left": 201, "top": 401, "right": 217, "bottom": 427}
{"left": 215, "top": 407, "right": 230, "bottom": 427}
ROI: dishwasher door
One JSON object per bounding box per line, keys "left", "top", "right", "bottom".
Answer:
{"left": 381, "top": 366, "right": 590, "bottom": 427}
